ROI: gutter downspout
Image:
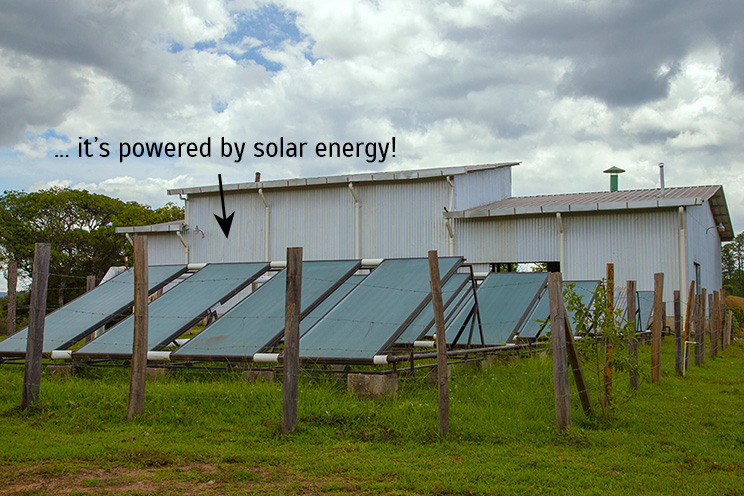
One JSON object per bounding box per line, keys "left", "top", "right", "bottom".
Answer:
{"left": 175, "top": 231, "right": 189, "bottom": 264}
{"left": 445, "top": 176, "right": 455, "bottom": 256}
{"left": 125, "top": 233, "right": 133, "bottom": 246}
{"left": 258, "top": 188, "right": 269, "bottom": 262}
{"left": 556, "top": 212, "right": 565, "bottom": 273}
{"left": 348, "top": 183, "right": 361, "bottom": 259}
{"left": 679, "top": 206, "right": 687, "bottom": 310}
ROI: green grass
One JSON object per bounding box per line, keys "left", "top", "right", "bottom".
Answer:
{"left": 0, "top": 339, "right": 742, "bottom": 495}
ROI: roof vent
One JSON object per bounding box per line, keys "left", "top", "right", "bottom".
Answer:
{"left": 603, "top": 166, "right": 625, "bottom": 192}
{"left": 659, "top": 162, "right": 665, "bottom": 196}
{"left": 255, "top": 171, "right": 261, "bottom": 182}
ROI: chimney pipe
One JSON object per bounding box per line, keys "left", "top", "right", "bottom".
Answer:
{"left": 659, "top": 163, "right": 665, "bottom": 196}
{"left": 255, "top": 171, "right": 261, "bottom": 182}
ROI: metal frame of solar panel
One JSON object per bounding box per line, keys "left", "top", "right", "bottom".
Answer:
{"left": 395, "top": 270, "right": 474, "bottom": 346}
{"left": 516, "top": 280, "right": 601, "bottom": 340}
{"left": 73, "top": 262, "right": 270, "bottom": 359}
{"left": 445, "top": 272, "right": 547, "bottom": 346}
{"left": 172, "top": 260, "right": 361, "bottom": 362}
{"left": 299, "top": 257, "right": 463, "bottom": 364}
{"left": 0, "top": 265, "right": 187, "bottom": 357}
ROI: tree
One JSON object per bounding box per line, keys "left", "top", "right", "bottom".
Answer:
{"left": 722, "top": 231, "right": 744, "bottom": 297}
{"left": 0, "top": 188, "right": 183, "bottom": 311}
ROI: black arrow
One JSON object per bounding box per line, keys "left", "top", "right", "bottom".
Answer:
{"left": 213, "top": 174, "right": 234, "bottom": 238}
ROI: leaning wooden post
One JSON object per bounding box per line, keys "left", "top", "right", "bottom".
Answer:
{"left": 694, "top": 294, "right": 702, "bottom": 366}
{"left": 282, "top": 247, "right": 302, "bottom": 435}
{"left": 674, "top": 290, "right": 682, "bottom": 375}
{"left": 719, "top": 290, "right": 727, "bottom": 350}
{"left": 603, "top": 263, "right": 614, "bottom": 408}
{"left": 710, "top": 292, "right": 719, "bottom": 358}
{"left": 6, "top": 261, "right": 17, "bottom": 336}
{"left": 683, "top": 281, "right": 694, "bottom": 370}
{"left": 627, "top": 280, "right": 639, "bottom": 389}
{"left": 700, "top": 289, "right": 707, "bottom": 364}
{"left": 548, "top": 272, "right": 570, "bottom": 430}
{"left": 726, "top": 309, "right": 733, "bottom": 348}
{"left": 651, "top": 273, "right": 664, "bottom": 383}
{"left": 22, "top": 244, "right": 51, "bottom": 410}
{"left": 126, "top": 236, "right": 148, "bottom": 420}
{"left": 428, "top": 251, "right": 449, "bottom": 436}
{"left": 563, "top": 312, "right": 593, "bottom": 415}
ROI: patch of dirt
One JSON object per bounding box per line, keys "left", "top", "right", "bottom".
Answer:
{"left": 0, "top": 463, "right": 362, "bottom": 495}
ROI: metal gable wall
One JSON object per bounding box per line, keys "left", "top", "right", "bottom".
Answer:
{"left": 686, "top": 203, "right": 723, "bottom": 294}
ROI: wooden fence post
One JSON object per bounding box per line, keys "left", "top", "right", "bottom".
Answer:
{"left": 548, "top": 272, "right": 570, "bottom": 430}
{"left": 674, "top": 291, "right": 682, "bottom": 375}
{"left": 282, "top": 247, "right": 302, "bottom": 435}
{"left": 21, "top": 243, "right": 51, "bottom": 410}
{"left": 711, "top": 292, "right": 719, "bottom": 358}
{"left": 627, "top": 280, "right": 638, "bottom": 389}
{"left": 651, "top": 273, "right": 663, "bottom": 383}
{"left": 700, "top": 289, "right": 707, "bottom": 364}
{"left": 428, "top": 251, "right": 449, "bottom": 436}
{"left": 603, "top": 263, "right": 614, "bottom": 408}
{"left": 126, "top": 236, "right": 148, "bottom": 420}
{"left": 683, "top": 281, "right": 694, "bottom": 370}
{"left": 6, "top": 261, "right": 17, "bottom": 336}
{"left": 720, "top": 290, "right": 726, "bottom": 350}
{"left": 725, "top": 309, "right": 733, "bottom": 348}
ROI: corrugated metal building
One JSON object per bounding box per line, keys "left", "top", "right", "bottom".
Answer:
{"left": 117, "top": 163, "right": 733, "bottom": 310}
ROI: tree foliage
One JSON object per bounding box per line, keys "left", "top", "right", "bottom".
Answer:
{"left": 0, "top": 188, "right": 183, "bottom": 311}
{"left": 722, "top": 231, "right": 744, "bottom": 297}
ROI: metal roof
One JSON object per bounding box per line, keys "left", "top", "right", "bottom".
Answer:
{"left": 444, "top": 185, "right": 734, "bottom": 241}
{"left": 167, "top": 162, "right": 520, "bottom": 196}
{"left": 115, "top": 219, "right": 185, "bottom": 234}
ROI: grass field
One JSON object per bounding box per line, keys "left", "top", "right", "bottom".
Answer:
{"left": 0, "top": 337, "right": 742, "bottom": 495}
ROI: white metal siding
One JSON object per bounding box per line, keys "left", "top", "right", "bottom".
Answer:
{"left": 453, "top": 215, "right": 559, "bottom": 264}
{"left": 453, "top": 167, "right": 511, "bottom": 211}
{"left": 146, "top": 233, "right": 185, "bottom": 265}
{"left": 686, "top": 203, "right": 723, "bottom": 295}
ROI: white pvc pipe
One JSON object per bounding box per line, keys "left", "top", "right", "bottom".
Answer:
{"left": 253, "top": 353, "right": 280, "bottom": 363}
{"left": 556, "top": 212, "right": 565, "bottom": 273}
{"left": 473, "top": 271, "right": 489, "bottom": 280}
{"left": 679, "top": 207, "right": 687, "bottom": 312}
{"left": 259, "top": 188, "right": 269, "bottom": 262}
{"left": 174, "top": 338, "right": 190, "bottom": 346}
{"left": 349, "top": 183, "right": 361, "bottom": 259}
{"left": 361, "top": 258, "right": 383, "bottom": 268}
{"left": 413, "top": 340, "right": 436, "bottom": 348}
{"left": 51, "top": 350, "right": 72, "bottom": 360}
{"left": 147, "top": 351, "right": 171, "bottom": 361}
{"left": 682, "top": 340, "right": 696, "bottom": 376}
{"left": 187, "top": 263, "right": 207, "bottom": 271}
{"left": 373, "top": 355, "right": 389, "bottom": 365}
{"left": 270, "top": 260, "right": 287, "bottom": 269}
{"left": 175, "top": 231, "right": 189, "bottom": 264}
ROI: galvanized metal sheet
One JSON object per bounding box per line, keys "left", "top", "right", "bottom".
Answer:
{"left": 516, "top": 280, "right": 600, "bottom": 339}
{"left": 75, "top": 262, "right": 269, "bottom": 357}
{"left": 0, "top": 265, "right": 186, "bottom": 355}
{"left": 300, "top": 257, "right": 463, "bottom": 361}
{"left": 396, "top": 272, "right": 471, "bottom": 344}
{"left": 172, "top": 260, "right": 360, "bottom": 359}
{"left": 445, "top": 272, "right": 547, "bottom": 345}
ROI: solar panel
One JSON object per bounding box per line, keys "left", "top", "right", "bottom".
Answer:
{"left": 0, "top": 265, "right": 186, "bottom": 356}
{"left": 637, "top": 291, "right": 654, "bottom": 331}
{"left": 445, "top": 272, "right": 547, "bottom": 345}
{"left": 517, "top": 280, "right": 600, "bottom": 339}
{"left": 74, "top": 262, "right": 269, "bottom": 358}
{"left": 172, "top": 260, "right": 361, "bottom": 360}
{"left": 300, "top": 257, "right": 463, "bottom": 362}
{"left": 396, "top": 272, "right": 471, "bottom": 344}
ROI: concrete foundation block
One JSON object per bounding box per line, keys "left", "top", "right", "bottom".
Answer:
{"left": 347, "top": 373, "right": 398, "bottom": 398}
{"left": 427, "top": 364, "right": 451, "bottom": 384}
{"left": 45, "top": 364, "right": 74, "bottom": 378}
{"left": 145, "top": 367, "right": 169, "bottom": 381}
{"left": 242, "top": 369, "right": 276, "bottom": 383}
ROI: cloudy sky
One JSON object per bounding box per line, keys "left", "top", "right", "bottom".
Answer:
{"left": 1, "top": 0, "right": 743, "bottom": 288}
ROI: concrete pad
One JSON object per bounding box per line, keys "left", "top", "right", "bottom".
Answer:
{"left": 242, "top": 369, "right": 276, "bottom": 383}
{"left": 348, "top": 373, "right": 398, "bottom": 398}
{"left": 45, "top": 364, "right": 74, "bottom": 378}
